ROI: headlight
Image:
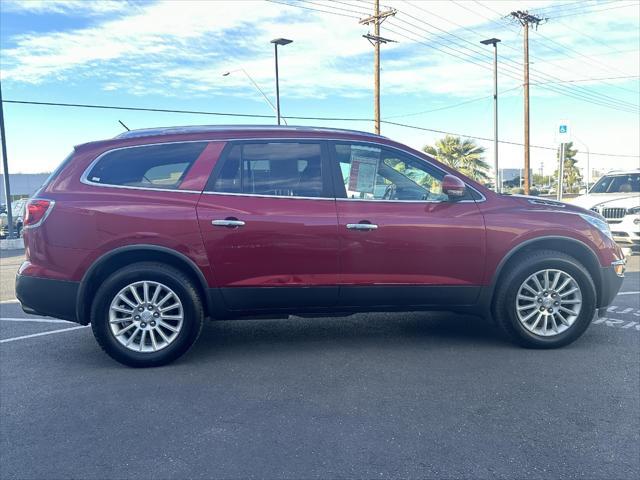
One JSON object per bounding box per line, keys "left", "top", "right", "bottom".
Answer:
{"left": 627, "top": 206, "right": 640, "bottom": 215}
{"left": 579, "top": 213, "right": 613, "bottom": 240}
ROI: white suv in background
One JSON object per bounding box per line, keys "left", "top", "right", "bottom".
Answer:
{"left": 570, "top": 170, "right": 640, "bottom": 254}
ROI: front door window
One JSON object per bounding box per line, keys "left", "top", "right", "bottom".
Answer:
{"left": 334, "top": 143, "right": 452, "bottom": 202}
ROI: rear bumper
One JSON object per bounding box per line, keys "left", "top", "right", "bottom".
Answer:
{"left": 597, "top": 263, "right": 624, "bottom": 309}
{"left": 15, "top": 274, "right": 81, "bottom": 324}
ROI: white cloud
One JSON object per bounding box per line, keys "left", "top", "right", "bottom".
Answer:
{"left": 1, "top": 0, "right": 638, "bottom": 103}
{"left": 1, "top": 0, "right": 638, "bottom": 174}
{"left": 1, "top": 0, "right": 127, "bottom": 15}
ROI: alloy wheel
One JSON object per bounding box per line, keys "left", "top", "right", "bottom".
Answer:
{"left": 515, "top": 269, "right": 582, "bottom": 337}
{"left": 108, "top": 281, "right": 184, "bottom": 352}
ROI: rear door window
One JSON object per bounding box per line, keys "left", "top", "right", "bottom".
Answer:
{"left": 85, "top": 142, "right": 207, "bottom": 189}
{"left": 207, "top": 142, "right": 330, "bottom": 198}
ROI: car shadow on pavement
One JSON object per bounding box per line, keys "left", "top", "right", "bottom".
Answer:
{"left": 186, "top": 312, "right": 507, "bottom": 361}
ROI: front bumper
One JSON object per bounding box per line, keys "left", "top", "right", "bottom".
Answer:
{"left": 15, "top": 274, "right": 80, "bottom": 323}
{"left": 597, "top": 261, "right": 625, "bottom": 310}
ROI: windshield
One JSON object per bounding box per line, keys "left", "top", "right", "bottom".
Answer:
{"left": 590, "top": 173, "right": 640, "bottom": 194}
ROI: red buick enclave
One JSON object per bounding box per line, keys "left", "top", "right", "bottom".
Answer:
{"left": 16, "top": 125, "right": 625, "bottom": 366}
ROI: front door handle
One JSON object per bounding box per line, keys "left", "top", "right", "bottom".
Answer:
{"left": 212, "top": 218, "right": 245, "bottom": 228}
{"left": 346, "top": 223, "right": 378, "bottom": 231}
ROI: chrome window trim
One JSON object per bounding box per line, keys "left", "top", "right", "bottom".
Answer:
{"left": 200, "top": 191, "right": 335, "bottom": 201}
{"left": 80, "top": 137, "right": 486, "bottom": 202}
{"left": 335, "top": 197, "right": 479, "bottom": 204}
{"left": 79, "top": 140, "right": 209, "bottom": 194}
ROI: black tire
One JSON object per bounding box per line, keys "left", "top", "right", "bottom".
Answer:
{"left": 91, "top": 262, "right": 204, "bottom": 367}
{"left": 493, "top": 249, "right": 596, "bottom": 349}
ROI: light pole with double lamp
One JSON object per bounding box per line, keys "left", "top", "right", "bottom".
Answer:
{"left": 270, "top": 38, "right": 293, "bottom": 125}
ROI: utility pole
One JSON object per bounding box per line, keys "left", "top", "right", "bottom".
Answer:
{"left": 481, "top": 38, "right": 501, "bottom": 193}
{"left": 0, "top": 81, "right": 15, "bottom": 240}
{"left": 510, "top": 10, "right": 545, "bottom": 195}
{"left": 360, "top": 0, "right": 396, "bottom": 135}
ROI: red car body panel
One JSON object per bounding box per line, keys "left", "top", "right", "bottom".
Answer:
{"left": 335, "top": 200, "right": 486, "bottom": 286}
{"left": 196, "top": 194, "right": 340, "bottom": 289}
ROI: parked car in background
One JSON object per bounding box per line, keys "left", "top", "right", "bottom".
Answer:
{"left": 16, "top": 125, "right": 625, "bottom": 367}
{"left": 569, "top": 170, "right": 640, "bottom": 254}
{"left": 0, "top": 198, "right": 27, "bottom": 238}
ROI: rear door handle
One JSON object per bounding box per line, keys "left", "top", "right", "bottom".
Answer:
{"left": 346, "top": 223, "right": 378, "bottom": 231}
{"left": 212, "top": 219, "right": 245, "bottom": 227}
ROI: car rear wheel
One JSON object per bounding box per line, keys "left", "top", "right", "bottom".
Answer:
{"left": 91, "top": 262, "right": 204, "bottom": 367}
{"left": 493, "top": 250, "right": 596, "bottom": 348}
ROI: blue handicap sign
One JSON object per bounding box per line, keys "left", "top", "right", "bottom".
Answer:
{"left": 559, "top": 125, "right": 567, "bottom": 134}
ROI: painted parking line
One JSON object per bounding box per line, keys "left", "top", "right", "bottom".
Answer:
{"left": 617, "top": 291, "right": 640, "bottom": 296}
{"left": 0, "top": 299, "right": 19, "bottom": 304}
{"left": 0, "top": 317, "right": 74, "bottom": 324}
{"left": 0, "top": 325, "right": 89, "bottom": 344}
{"left": 593, "top": 317, "right": 640, "bottom": 331}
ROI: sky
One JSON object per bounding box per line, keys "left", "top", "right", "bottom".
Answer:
{"left": 1, "top": 0, "right": 639, "bottom": 178}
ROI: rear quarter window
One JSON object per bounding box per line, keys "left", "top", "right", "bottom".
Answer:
{"left": 85, "top": 142, "right": 207, "bottom": 190}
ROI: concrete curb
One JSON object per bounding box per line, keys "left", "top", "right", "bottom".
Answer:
{"left": 0, "top": 238, "right": 24, "bottom": 250}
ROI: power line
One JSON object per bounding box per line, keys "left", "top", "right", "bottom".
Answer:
{"left": 532, "top": 30, "right": 637, "bottom": 82}
{"left": 4, "top": 98, "right": 638, "bottom": 158}
{"left": 3, "top": 100, "right": 277, "bottom": 119}
{"left": 274, "top": 0, "right": 639, "bottom": 112}
{"left": 531, "top": 0, "right": 619, "bottom": 17}
{"left": 383, "top": 90, "right": 499, "bottom": 119}
{"left": 467, "top": 1, "right": 640, "bottom": 99}
{"left": 381, "top": 119, "right": 638, "bottom": 158}
{"left": 554, "top": 17, "right": 636, "bottom": 55}
{"left": 532, "top": 1, "right": 588, "bottom": 14}
{"left": 306, "top": 0, "right": 368, "bottom": 17}
{"left": 385, "top": 15, "right": 639, "bottom": 112}
{"left": 394, "top": 2, "right": 639, "bottom": 110}
{"left": 531, "top": 75, "right": 639, "bottom": 85}
{"left": 265, "top": 0, "right": 359, "bottom": 19}
{"left": 553, "top": 1, "right": 639, "bottom": 18}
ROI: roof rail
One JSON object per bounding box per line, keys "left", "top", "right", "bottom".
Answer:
{"left": 115, "top": 124, "right": 386, "bottom": 140}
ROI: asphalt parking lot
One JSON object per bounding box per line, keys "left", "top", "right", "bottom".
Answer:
{"left": 1, "top": 249, "right": 638, "bottom": 479}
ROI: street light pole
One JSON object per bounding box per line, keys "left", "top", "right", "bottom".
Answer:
{"left": 0, "top": 81, "right": 15, "bottom": 239}
{"left": 222, "top": 68, "right": 286, "bottom": 125}
{"left": 481, "top": 38, "right": 501, "bottom": 193}
{"left": 270, "top": 38, "right": 292, "bottom": 126}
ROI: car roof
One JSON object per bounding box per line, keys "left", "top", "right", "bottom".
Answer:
{"left": 602, "top": 169, "right": 640, "bottom": 176}
{"left": 114, "top": 124, "right": 386, "bottom": 140}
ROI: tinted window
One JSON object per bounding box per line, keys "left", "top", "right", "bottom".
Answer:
{"left": 210, "top": 142, "right": 326, "bottom": 198}
{"left": 590, "top": 173, "right": 640, "bottom": 193}
{"left": 86, "top": 142, "right": 207, "bottom": 189}
{"left": 334, "top": 143, "right": 451, "bottom": 201}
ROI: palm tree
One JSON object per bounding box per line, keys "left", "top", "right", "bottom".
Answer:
{"left": 553, "top": 142, "right": 582, "bottom": 193}
{"left": 423, "top": 135, "right": 491, "bottom": 183}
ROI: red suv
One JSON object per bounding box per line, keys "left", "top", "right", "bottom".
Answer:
{"left": 16, "top": 126, "right": 625, "bottom": 366}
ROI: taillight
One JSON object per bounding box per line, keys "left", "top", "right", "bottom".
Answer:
{"left": 24, "top": 199, "right": 55, "bottom": 228}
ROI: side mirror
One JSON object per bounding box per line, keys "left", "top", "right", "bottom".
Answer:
{"left": 442, "top": 174, "right": 467, "bottom": 199}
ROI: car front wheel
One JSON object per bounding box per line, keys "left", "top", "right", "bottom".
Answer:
{"left": 494, "top": 250, "right": 596, "bottom": 348}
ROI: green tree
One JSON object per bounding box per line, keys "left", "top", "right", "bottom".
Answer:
{"left": 553, "top": 142, "right": 582, "bottom": 193}
{"left": 423, "top": 135, "right": 490, "bottom": 182}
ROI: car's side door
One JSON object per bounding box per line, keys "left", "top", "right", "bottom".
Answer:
{"left": 330, "top": 141, "right": 486, "bottom": 308}
{"left": 196, "top": 140, "right": 340, "bottom": 311}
